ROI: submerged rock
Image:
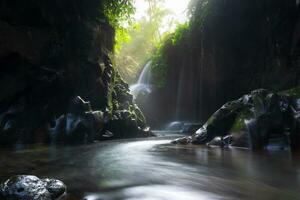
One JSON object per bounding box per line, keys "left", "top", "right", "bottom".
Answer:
{"left": 172, "top": 89, "right": 299, "bottom": 150}
{"left": 0, "top": 175, "right": 66, "bottom": 200}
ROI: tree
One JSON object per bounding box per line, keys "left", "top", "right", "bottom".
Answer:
{"left": 114, "top": 0, "right": 174, "bottom": 83}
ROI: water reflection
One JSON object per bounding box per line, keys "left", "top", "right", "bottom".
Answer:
{"left": 85, "top": 185, "right": 220, "bottom": 200}
{"left": 0, "top": 136, "right": 300, "bottom": 200}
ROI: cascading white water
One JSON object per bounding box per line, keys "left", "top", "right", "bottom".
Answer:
{"left": 130, "top": 61, "right": 152, "bottom": 99}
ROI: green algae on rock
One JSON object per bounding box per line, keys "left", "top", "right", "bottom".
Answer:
{"left": 172, "top": 88, "right": 300, "bottom": 150}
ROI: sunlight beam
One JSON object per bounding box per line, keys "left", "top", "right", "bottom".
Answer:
{"left": 134, "top": 0, "right": 190, "bottom": 33}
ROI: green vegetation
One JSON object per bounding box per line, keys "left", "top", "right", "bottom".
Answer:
{"left": 114, "top": 0, "right": 175, "bottom": 84}
{"left": 149, "top": 0, "right": 214, "bottom": 87}
{"left": 102, "top": 0, "right": 136, "bottom": 56}
{"left": 105, "top": 0, "right": 213, "bottom": 86}
{"left": 151, "top": 22, "right": 190, "bottom": 87}
{"left": 171, "top": 23, "right": 190, "bottom": 45}
{"left": 230, "top": 110, "right": 252, "bottom": 132}
{"left": 279, "top": 86, "right": 300, "bottom": 98}
{"left": 103, "top": 0, "right": 135, "bottom": 28}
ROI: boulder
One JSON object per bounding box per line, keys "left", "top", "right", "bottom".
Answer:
{"left": 289, "top": 98, "right": 300, "bottom": 150}
{"left": 104, "top": 109, "right": 151, "bottom": 139}
{"left": 50, "top": 97, "right": 107, "bottom": 144}
{"left": 207, "top": 135, "right": 233, "bottom": 147}
{"left": 0, "top": 175, "right": 66, "bottom": 200}
{"left": 172, "top": 89, "right": 295, "bottom": 150}
{"left": 191, "top": 98, "right": 243, "bottom": 145}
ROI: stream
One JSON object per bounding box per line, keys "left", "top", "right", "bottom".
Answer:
{"left": 0, "top": 133, "right": 300, "bottom": 200}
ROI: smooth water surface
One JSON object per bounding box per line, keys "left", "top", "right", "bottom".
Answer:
{"left": 0, "top": 135, "right": 300, "bottom": 200}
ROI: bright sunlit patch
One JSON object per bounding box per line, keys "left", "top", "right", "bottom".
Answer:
{"left": 84, "top": 185, "right": 219, "bottom": 200}
{"left": 164, "top": 0, "right": 190, "bottom": 23}
{"left": 134, "top": 0, "right": 191, "bottom": 33}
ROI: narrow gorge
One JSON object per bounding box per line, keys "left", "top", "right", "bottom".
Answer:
{"left": 0, "top": 0, "right": 300, "bottom": 200}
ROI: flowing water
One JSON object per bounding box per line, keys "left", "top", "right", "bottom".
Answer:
{"left": 0, "top": 134, "right": 300, "bottom": 200}
{"left": 129, "top": 61, "right": 152, "bottom": 99}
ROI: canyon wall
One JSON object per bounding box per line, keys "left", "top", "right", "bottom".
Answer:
{"left": 0, "top": 0, "right": 147, "bottom": 143}
{"left": 143, "top": 0, "right": 300, "bottom": 127}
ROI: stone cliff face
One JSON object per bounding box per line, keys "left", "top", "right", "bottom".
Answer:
{"left": 0, "top": 0, "right": 147, "bottom": 144}
{"left": 144, "top": 0, "right": 300, "bottom": 127}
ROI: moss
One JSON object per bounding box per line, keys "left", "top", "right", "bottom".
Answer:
{"left": 105, "top": 67, "right": 146, "bottom": 128}
{"left": 151, "top": 53, "right": 168, "bottom": 88}
{"left": 171, "top": 23, "right": 190, "bottom": 46}
{"left": 279, "top": 86, "right": 300, "bottom": 99}
{"left": 230, "top": 109, "right": 253, "bottom": 132}
{"left": 151, "top": 23, "right": 191, "bottom": 88}
{"left": 149, "top": 0, "right": 215, "bottom": 89}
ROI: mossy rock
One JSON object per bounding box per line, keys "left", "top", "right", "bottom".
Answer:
{"left": 279, "top": 86, "right": 300, "bottom": 99}
{"left": 229, "top": 108, "right": 253, "bottom": 148}
{"left": 191, "top": 99, "right": 243, "bottom": 144}
{"left": 173, "top": 88, "right": 293, "bottom": 149}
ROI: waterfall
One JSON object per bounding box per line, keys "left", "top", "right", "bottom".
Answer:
{"left": 130, "top": 61, "right": 152, "bottom": 99}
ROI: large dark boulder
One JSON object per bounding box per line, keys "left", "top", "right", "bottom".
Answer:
{"left": 0, "top": 175, "right": 66, "bottom": 200}
{"left": 285, "top": 87, "right": 300, "bottom": 150}
{"left": 104, "top": 108, "right": 152, "bottom": 139}
{"left": 172, "top": 88, "right": 298, "bottom": 150}
{"left": 100, "top": 74, "right": 150, "bottom": 139}
{"left": 50, "top": 96, "right": 105, "bottom": 144}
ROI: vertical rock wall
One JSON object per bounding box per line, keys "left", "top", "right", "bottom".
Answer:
{"left": 0, "top": 0, "right": 147, "bottom": 144}
{"left": 145, "top": 0, "right": 300, "bottom": 127}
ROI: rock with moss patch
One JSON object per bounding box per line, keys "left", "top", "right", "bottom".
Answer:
{"left": 104, "top": 109, "right": 152, "bottom": 139}
{"left": 172, "top": 89, "right": 295, "bottom": 150}
{"left": 191, "top": 98, "right": 244, "bottom": 144}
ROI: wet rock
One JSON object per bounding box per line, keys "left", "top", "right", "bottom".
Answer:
{"left": 102, "top": 130, "right": 114, "bottom": 138}
{"left": 43, "top": 179, "right": 66, "bottom": 199}
{"left": 171, "top": 136, "right": 192, "bottom": 145}
{"left": 47, "top": 89, "right": 149, "bottom": 143}
{"left": 69, "top": 96, "right": 92, "bottom": 115}
{"left": 114, "top": 83, "right": 133, "bottom": 103}
{"left": 290, "top": 98, "right": 300, "bottom": 150}
{"left": 50, "top": 112, "right": 105, "bottom": 143}
{"left": 0, "top": 113, "right": 18, "bottom": 145}
{"left": 208, "top": 135, "right": 233, "bottom": 147}
{"left": 192, "top": 99, "right": 243, "bottom": 145}
{"left": 0, "top": 175, "right": 66, "bottom": 200}
{"left": 50, "top": 96, "right": 105, "bottom": 143}
{"left": 50, "top": 94, "right": 150, "bottom": 142}
{"left": 173, "top": 89, "right": 296, "bottom": 150}
{"left": 51, "top": 114, "right": 89, "bottom": 143}
{"left": 104, "top": 109, "right": 151, "bottom": 139}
